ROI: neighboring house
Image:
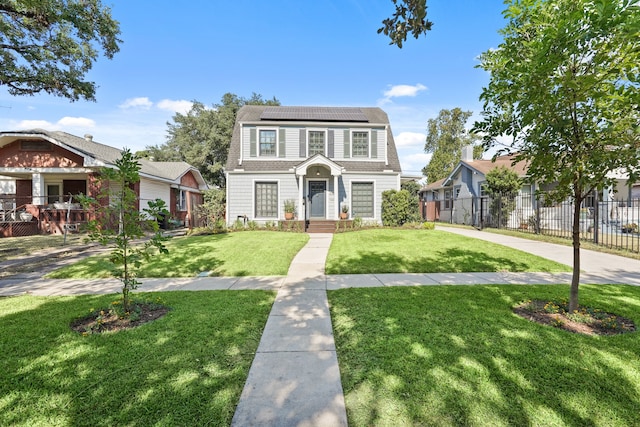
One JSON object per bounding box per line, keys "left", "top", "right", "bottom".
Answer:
{"left": 420, "top": 146, "right": 530, "bottom": 226}
{"left": 0, "top": 129, "right": 207, "bottom": 236}
{"left": 420, "top": 146, "right": 640, "bottom": 229}
{"left": 225, "top": 106, "right": 402, "bottom": 230}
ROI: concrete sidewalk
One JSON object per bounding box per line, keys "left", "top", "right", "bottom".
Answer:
{"left": 231, "top": 233, "right": 348, "bottom": 427}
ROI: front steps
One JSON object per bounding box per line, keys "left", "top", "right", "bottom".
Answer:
{"left": 305, "top": 220, "right": 353, "bottom": 233}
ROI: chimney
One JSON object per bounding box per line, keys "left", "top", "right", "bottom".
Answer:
{"left": 461, "top": 145, "right": 474, "bottom": 162}
{"left": 84, "top": 134, "right": 93, "bottom": 142}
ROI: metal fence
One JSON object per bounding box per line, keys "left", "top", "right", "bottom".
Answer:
{"left": 425, "top": 193, "right": 640, "bottom": 254}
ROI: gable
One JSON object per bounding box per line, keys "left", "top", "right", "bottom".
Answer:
{"left": 0, "top": 139, "right": 84, "bottom": 168}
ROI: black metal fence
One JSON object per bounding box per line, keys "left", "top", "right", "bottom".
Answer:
{"left": 432, "top": 193, "right": 640, "bottom": 254}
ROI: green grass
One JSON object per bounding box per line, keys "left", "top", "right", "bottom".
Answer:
{"left": 328, "top": 284, "right": 640, "bottom": 427}
{"left": 0, "top": 234, "right": 87, "bottom": 261}
{"left": 0, "top": 291, "right": 275, "bottom": 426}
{"left": 325, "top": 229, "right": 571, "bottom": 274}
{"left": 47, "top": 231, "right": 309, "bottom": 278}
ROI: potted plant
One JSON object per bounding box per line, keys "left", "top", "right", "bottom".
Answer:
{"left": 284, "top": 199, "right": 296, "bottom": 220}
{"left": 340, "top": 204, "right": 349, "bottom": 220}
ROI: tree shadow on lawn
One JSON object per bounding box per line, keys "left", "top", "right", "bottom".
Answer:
{"left": 0, "top": 291, "right": 274, "bottom": 426}
{"left": 327, "top": 247, "right": 534, "bottom": 274}
{"left": 329, "top": 285, "right": 640, "bottom": 426}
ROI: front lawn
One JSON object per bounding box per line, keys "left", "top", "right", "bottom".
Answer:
{"left": 325, "top": 229, "right": 570, "bottom": 274}
{"left": 47, "top": 231, "right": 309, "bottom": 278}
{"left": 0, "top": 291, "right": 275, "bottom": 426}
{"left": 329, "top": 284, "right": 640, "bottom": 426}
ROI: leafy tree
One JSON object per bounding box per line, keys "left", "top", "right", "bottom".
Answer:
{"left": 145, "top": 93, "right": 279, "bottom": 187}
{"left": 79, "top": 149, "right": 169, "bottom": 312}
{"left": 0, "top": 0, "right": 121, "bottom": 101}
{"left": 422, "top": 108, "right": 482, "bottom": 184}
{"left": 196, "top": 188, "right": 226, "bottom": 230}
{"left": 379, "top": 0, "right": 432, "bottom": 47}
{"left": 382, "top": 189, "right": 420, "bottom": 226}
{"left": 484, "top": 166, "right": 521, "bottom": 227}
{"left": 474, "top": 0, "right": 640, "bottom": 311}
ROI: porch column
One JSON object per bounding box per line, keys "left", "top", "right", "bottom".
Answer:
{"left": 334, "top": 174, "right": 339, "bottom": 220}
{"left": 298, "top": 174, "right": 304, "bottom": 220}
{"left": 31, "top": 173, "right": 44, "bottom": 205}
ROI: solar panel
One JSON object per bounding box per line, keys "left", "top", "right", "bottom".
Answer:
{"left": 260, "top": 107, "right": 369, "bottom": 122}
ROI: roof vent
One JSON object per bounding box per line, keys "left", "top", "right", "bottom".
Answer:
{"left": 84, "top": 134, "right": 93, "bottom": 142}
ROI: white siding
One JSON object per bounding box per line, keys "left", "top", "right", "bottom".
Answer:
{"left": 139, "top": 178, "right": 170, "bottom": 213}
{"left": 227, "top": 172, "right": 300, "bottom": 225}
{"left": 341, "top": 173, "right": 399, "bottom": 223}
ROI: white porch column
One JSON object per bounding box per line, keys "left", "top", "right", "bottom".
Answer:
{"left": 298, "top": 174, "right": 304, "bottom": 220}
{"left": 334, "top": 174, "right": 339, "bottom": 220}
{"left": 31, "top": 173, "right": 44, "bottom": 205}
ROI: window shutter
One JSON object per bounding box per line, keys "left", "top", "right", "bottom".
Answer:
{"left": 249, "top": 128, "right": 257, "bottom": 157}
{"left": 371, "top": 130, "right": 378, "bottom": 159}
{"left": 343, "top": 130, "right": 350, "bottom": 158}
{"left": 299, "top": 129, "right": 306, "bottom": 157}
{"left": 279, "top": 129, "right": 286, "bottom": 158}
{"left": 328, "top": 130, "right": 335, "bottom": 158}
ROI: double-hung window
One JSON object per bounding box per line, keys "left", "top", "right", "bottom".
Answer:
{"left": 351, "top": 182, "right": 374, "bottom": 218}
{"left": 259, "top": 129, "right": 277, "bottom": 156}
{"left": 308, "top": 131, "right": 325, "bottom": 156}
{"left": 352, "top": 131, "right": 369, "bottom": 157}
{"left": 177, "top": 189, "right": 187, "bottom": 211}
{"left": 444, "top": 190, "right": 452, "bottom": 209}
{"left": 255, "top": 182, "right": 278, "bottom": 218}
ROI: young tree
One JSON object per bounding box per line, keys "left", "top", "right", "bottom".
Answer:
{"left": 474, "top": 0, "right": 640, "bottom": 311}
{"left": 80, "top": 149, "right": 169, "bottom": 312}
{"left": 0, "top": 0, "right": 121, "bottom": 101}
{"left": 145, "top": 93, "right": 279, "bottom": 187}
{"left": 422, "top": 108, "right": 482, "bottom": 184}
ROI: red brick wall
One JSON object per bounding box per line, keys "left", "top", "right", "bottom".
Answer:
{"left": 180, "top": 171, "right": 199, "bottom": 189}
{"left": 0, "top": 139, "right": 83, "bottom": 168}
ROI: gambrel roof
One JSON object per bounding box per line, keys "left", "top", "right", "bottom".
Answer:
{"left": 226, "top": 105, "right": 402, "bottom": 173}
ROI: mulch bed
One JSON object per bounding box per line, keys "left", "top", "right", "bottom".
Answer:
{"left": 71, "top": 303, "right": 170, "bottom": 334}
{"left": 514, "top": 299, "right": 636, "bottom": 336}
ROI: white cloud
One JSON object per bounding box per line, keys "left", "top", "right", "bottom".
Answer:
{"left": 16, "top": 120, "right": 55, "bottom": 129}
{"left": 119, "top": 97, "right": 153, "bottom": 109}
{"left": 57, "top": 116, "right": 95, "bottom": 128}
{"left": 156, "top": 99, "right": 193, "bottom": 114}
{"left": 399, "top": 152, "right": 431, "bottom": 176}
{"left": 395, "top": 131, "right": 425, "bottom": 148}
{"left": 384, "top": 83, "right": 427, "bottom": 98}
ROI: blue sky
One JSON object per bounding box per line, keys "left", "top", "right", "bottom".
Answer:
{"left": 0, "top": 0, "right": 508, "bottom": 177}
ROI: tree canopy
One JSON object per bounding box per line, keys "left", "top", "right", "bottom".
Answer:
{"left": 474, "top": 0, "right": 640, "bottom": 310}
{"left": 379, "top": 0, "right": 432, "bottom": 47}
{"left": 422, "top": 108, "right": 482, "bottom": 184}
{"left": 145, "top": 93, "right": 279, "bottom": 187}
{"left": 0, "top": 0, "right": 121, "bottom": 101}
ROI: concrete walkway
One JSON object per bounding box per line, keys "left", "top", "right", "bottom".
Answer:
{"left": 231, "top": 233, "right": 347, "bottom": 427}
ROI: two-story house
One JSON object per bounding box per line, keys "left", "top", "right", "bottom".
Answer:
{"left": 225, "top": 106, "right": 402, "bottom": 230}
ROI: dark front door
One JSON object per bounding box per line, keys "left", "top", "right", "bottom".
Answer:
{"left": 309, "top": 181, "right": 326, "bottom": 218}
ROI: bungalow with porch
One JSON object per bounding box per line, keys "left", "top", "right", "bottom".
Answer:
{"left": 0, "top": 130, "right": 208, "bottom": 237}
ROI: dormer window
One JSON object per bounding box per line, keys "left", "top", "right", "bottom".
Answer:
{"left": 352, "top": 131, "right": 369, "bottom": 157}
{"left": 259, "top": 129, "right": 277, "bottom": 156}
{"left": 308, "top": 130, "right": 325, "bottom": 156}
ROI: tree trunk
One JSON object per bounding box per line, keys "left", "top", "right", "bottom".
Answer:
{"left": 569, "top": 196, "right": 581, "bottom": 312}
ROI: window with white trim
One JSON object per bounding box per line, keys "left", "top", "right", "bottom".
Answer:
{"left": 444, "top": 190, "right": 452, "bottom": 209}
{"left": 255, "top": 182, "right": 278, "bottom": 218}
{"left": 352, "top": 131, "right": 369, "bottom": 157}
{"left": 351, "top": 182, "right": 374, "bottom": 218}
{"left": 259, "top": 129, "right": 277, "bottom": 156}
{"left": 308, "top": 131, "right": 325, "bottom": 156}
{"left": 177, "top": 189, "right": 187, "bottom": 211}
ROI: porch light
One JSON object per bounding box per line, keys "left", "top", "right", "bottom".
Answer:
{"left": 316, "top": 168, "right": 320, "bottom": 176}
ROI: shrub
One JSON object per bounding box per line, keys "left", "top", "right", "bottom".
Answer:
{"left": 381, "top": 189, "right": 420, "bottom": 227}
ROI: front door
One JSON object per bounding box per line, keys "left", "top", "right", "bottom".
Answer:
{"left": 309, "top": 181, "right": 326, "bottom": 218}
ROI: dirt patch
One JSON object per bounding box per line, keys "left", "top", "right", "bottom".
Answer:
{"left": 71, "top": 302, "right": 170, "bottom": 334}
{"left": 514, "top": 299, "right": 636, "bottom": 336}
